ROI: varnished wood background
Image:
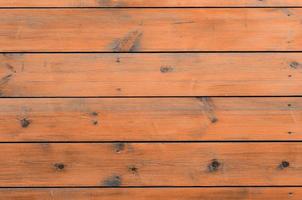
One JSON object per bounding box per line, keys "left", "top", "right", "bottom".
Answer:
{"left": 0, "top": 0, "right": 301, "bottom": 199}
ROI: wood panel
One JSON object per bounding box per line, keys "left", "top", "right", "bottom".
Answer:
{"left": 0, "top": 97, "right": 301, "bottom": 142}
{"left": 1, "top": 9, "right": 302, "bottom": 52}
{"left": 0, "top": 188, "right": 300, "bottom": 200}
{"left": 1, "top": 0, "right": 302, "bottom": 7}
{"left": 0, "top": 143, "right": 301, "bottom": 186}
{"left": 1, "top": 0, "right": 300, "bottom": 196}
{"left": 1, "top": 53, "right": 302, "bottom": 96}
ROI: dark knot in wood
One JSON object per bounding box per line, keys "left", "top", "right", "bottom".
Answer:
{"left": 208, "top": 159, "right": 221, "bottom": 172}
{"left": 20, "top": 118, "right": 30, "bottom": 128}
{"left": 54, "top": 163, "right": 65, "bottom": 170}
{"left": 279, "top": 161, "right": 290, "bottom": 169}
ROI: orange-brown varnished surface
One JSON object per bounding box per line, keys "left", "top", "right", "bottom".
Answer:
{"left": 0, "top": 143, "right": 301, "bottom": 186}
{"left": 0, "top": 0, "right": 300, "bottom": 198}
{"left": 0, "top": 98, "right": 300, "bottom": 141}
{"left": 0, "top": 9, "right": 302, "bottom": 52}
{"left": 1, "top": 0, "right": 302, "bottom": 7}
{"left": 1, "top": 53, "right": 301, "bottom": 96}
{"left": 0, "top": 188, "right": 299, "bottom": 200}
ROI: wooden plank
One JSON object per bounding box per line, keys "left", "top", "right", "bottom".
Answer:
{"left": 1, "top": 0, "right": 302, "bottom": 7}
{"left": 0, "top": 9, "right": 302, "bottom": 52}
{"left": 0, "top": 188, "right": 300, "bottom": 200}
{"left": 1, "top": 53, "right": 302, "bottom": 96}
{"left": 0, "top": 97, "right": 301, "bottom": 141}
{"left": 0, "top": 143, "right": 301, "bottom": 186}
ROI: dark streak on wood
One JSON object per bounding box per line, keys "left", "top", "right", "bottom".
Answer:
{"left": 281, "top": 8, "right": 293, "bottom": 16}
{"left": 113, "top": 30, "right": 143, "bottom": 52}
{"left": 290, "top": 61, "right": 301, "bottom": 69}
{"left": 173, "top": 21, "right": 195, "bottom": 24}
{"left": 114, "top": 143, "right": 125, "bottom": 153}
{"left": 103, "top": 175, "right": 122, "bottom": 187}
{"left": 199, "top": 97, "right": 218, "bottom": 123}
{"left": 91, "top": 112, "right": 98, "bottom": 116}
{"left": 97, "top": 0, "right": 124, "bottom": 7}
{"left": 0, "top": 74, "right": 13, "bottom": 86}
{"left": 5, "top": 63, "right": 17, "bottom": 73}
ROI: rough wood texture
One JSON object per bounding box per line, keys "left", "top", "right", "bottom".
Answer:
{"left": 0, "top": 143, "right": 301, "bottom": 186}
{"left": 0, "top": 188, "right": 299, "bottom": 200}
{"left": 1, "top": 0, "right": 302, "bottom": 7}
{"left": 0, "top": 97, "right": 301, "bottom": 142}
{"left": 0, "top": 9, "right": 302, "bottom": 52}
{"left": 1, "top": 53, "right": 302, "bottom": 96}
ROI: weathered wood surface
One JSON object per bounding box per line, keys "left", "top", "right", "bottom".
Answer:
{"left": 1, "top": 53, "right": 302, "bottom": 96}
{"left": 1, "top": 0, "right": 302, "bottom": 7}
{"left": 0, "top": 0, "right": 301, "bottom": 196}
{"left": 0, "top": 9, "right": 302, "bottom": 52}
{"left": 0, "top": 97, "right": 301, "bottom": 141}
{"left": 0, "top": 188, "right": 299, "bottom": 200}
{"left": 0, "top": 143, "right": 301, "bottom": 186}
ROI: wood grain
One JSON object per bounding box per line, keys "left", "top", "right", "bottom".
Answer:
{"left": 1, "top": 0, "right": 302, "bottom": 7}
{"left": 0, "top": 9, "right": 302, "bottom": 52}
{"left": 0, "top": 143, "right": 301, "bottom": 186}
{"left": 1, "top": 53, "right": 302, "bottom": 96}
{"left": 0, "top": 97, "right": 301, "bottom": 141}
{"left": 0, "top": 188, "right": 299, "bottom": 200}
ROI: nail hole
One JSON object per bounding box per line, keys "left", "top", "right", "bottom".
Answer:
{"left": 288, "top": 104, "right": 292, "bottom": 107}
{"left": 288, "top": 75, "right": 292, "bottom": 77}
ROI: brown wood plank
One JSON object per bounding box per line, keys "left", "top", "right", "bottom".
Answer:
{"left": 0, "top": 97, "right": 301, "bottom": 141}
{"left": 0, "top": 9, "right": 302, "bottom": 52}
{"left": 0, "top": 188, "right": 300, "bottom": 200}
{"left": 1, "top": 0, "right": 302, "bottom": 7}
{"left": 0, "top": 143, "right": 301, "bottom": 186}
{"left": 1, "top": 53, "right": 302, "bottom": 96}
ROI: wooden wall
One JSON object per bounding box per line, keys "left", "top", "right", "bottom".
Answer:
{"left": 0, "top": 0, "right": 301, "bottom": 199}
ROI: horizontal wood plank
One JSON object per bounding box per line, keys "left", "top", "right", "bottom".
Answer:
{"left": 0, "top": 9, "right": 302, "bottom": 52}
{"left": 0, "top": 97, "right": 301, "bottom": 141}
{"left": 1, "top": 53, "right": 302, "bottom": 96}
{"left": 0, "top": 143, "right": 301, "bottom": 186}
{"left": 1, "top": 0, "right": 302, "bottom": 7}
{"left": 0, "top": 188, "right": 300, "bottom": 199}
